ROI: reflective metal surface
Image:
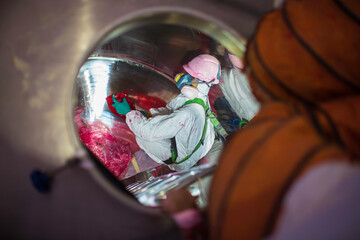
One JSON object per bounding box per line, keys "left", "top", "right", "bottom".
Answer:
{"left": 76, "top": 56, "right": 178, "bottom": 124}
{"left": 0, "top": 0, "right": 274, "bottom": 238}
{"left": 127, "top": 163, "right": 215, "bottom": 207}
{"left": 73, "top": 21, "right": 246, "bottom": 207}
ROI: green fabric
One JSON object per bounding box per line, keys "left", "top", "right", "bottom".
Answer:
{"left": 238, "top": 120, "right": 249, "bottom": 129}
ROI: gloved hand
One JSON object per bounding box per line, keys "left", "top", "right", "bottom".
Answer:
{"left": 112, "top": 95, "right": 131, "bottom": 115}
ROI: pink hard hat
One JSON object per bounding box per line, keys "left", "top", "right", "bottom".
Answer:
{"left": 183, "top": 54, "right": 221, "bottom": 84}
{"left": 228, "top": 52, "right": 244, "bottom": 70}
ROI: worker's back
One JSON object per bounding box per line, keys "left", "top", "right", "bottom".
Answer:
{"left": 127, "top": 93, "right": 216, "bottom": 171}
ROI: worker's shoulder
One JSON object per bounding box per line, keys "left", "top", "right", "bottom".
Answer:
{"left": 182, "top": 100, "right": 206, "bottom": 111}
{"left": 176, "top": 102, "right": 206, "bottom": 121}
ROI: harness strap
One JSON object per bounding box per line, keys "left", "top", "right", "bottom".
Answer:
{"left": 164, "top": 137, "right": 178, "bottom": 165}
{"left": 185, "top": 98, "right": 228, "bottom": 139}
{"left": 165, "top": 98, "right": 227, "bottom": 165}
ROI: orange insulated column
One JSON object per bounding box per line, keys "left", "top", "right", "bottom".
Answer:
{"left": 209, "top": 0, "right": 360, "bottom": 239}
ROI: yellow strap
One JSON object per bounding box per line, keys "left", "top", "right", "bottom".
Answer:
{"left": 131, "top": 156, "right": 140, "bottom": 173}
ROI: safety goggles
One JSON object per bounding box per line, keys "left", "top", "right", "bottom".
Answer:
{"left": 175, "top": 73, "right": 201, "bottom": 89}
{"left": 175, "top": 68, "right": 220, "bottom": 89}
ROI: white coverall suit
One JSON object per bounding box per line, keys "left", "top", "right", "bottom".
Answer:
{"left": 220, "top": 68, "right": 260, "bottom": 120}
{"left": 126, "top": 84, "right": 215, "bottom": 171}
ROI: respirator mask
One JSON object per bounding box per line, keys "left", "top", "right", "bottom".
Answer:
{"left": 174, "top": 68, "right": 220, "bottom": 100}
{"left": 175, "top": 73, "right": 199, "bottom": 100}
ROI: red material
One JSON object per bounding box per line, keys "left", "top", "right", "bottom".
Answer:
{"left": 106, "top": 93, "right": 136, "bottom": 121}
{"left": 208, "top": 84, "right": 223, "bottom": 115}
{"left": 128, "top": 93, "right": 167, "bottom": 111}
{"left": 74, "top": 108, "right": 132, "bottom": 178}
{"left": 107, "top": 92, "right": 166, "bottom": 118}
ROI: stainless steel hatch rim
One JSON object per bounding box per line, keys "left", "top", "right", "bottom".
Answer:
{"left": 67, "top": 3, "right": 252, "bottom": 213}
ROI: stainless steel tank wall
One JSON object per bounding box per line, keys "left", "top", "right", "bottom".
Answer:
{"left": 0, "top": 0, "right": 274, "bottom": 239}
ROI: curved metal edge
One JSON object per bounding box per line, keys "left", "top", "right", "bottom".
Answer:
{"left": 64, "top": 0, "right": 259, "bottom": 213}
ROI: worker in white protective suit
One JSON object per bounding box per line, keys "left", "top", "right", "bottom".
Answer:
{"left": 113, "top": 54, "right": 222, "bottom": 171}
{"left": 220, "top": 51, "right": 260, "bottom": 121}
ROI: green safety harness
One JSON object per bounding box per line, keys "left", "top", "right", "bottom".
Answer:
{"left": 164, "top": 98, "right": 228, "bottom": 165}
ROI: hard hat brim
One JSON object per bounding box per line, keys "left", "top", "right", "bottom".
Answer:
{"left": 183, "top": 64, "right": 219, "bottom": 84}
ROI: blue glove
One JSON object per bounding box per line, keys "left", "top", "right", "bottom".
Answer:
{"left": 112, "top": 95, "right": 131, "bottom": 115}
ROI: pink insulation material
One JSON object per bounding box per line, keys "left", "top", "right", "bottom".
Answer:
{"left": 111, "top": 119, "right": 140, "bottom": 153}
{"left": 74, "top": 93, "right": 168, "bottom": 179}
{"left": 74, "top": 109, "right": 133, "bottom": 178}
